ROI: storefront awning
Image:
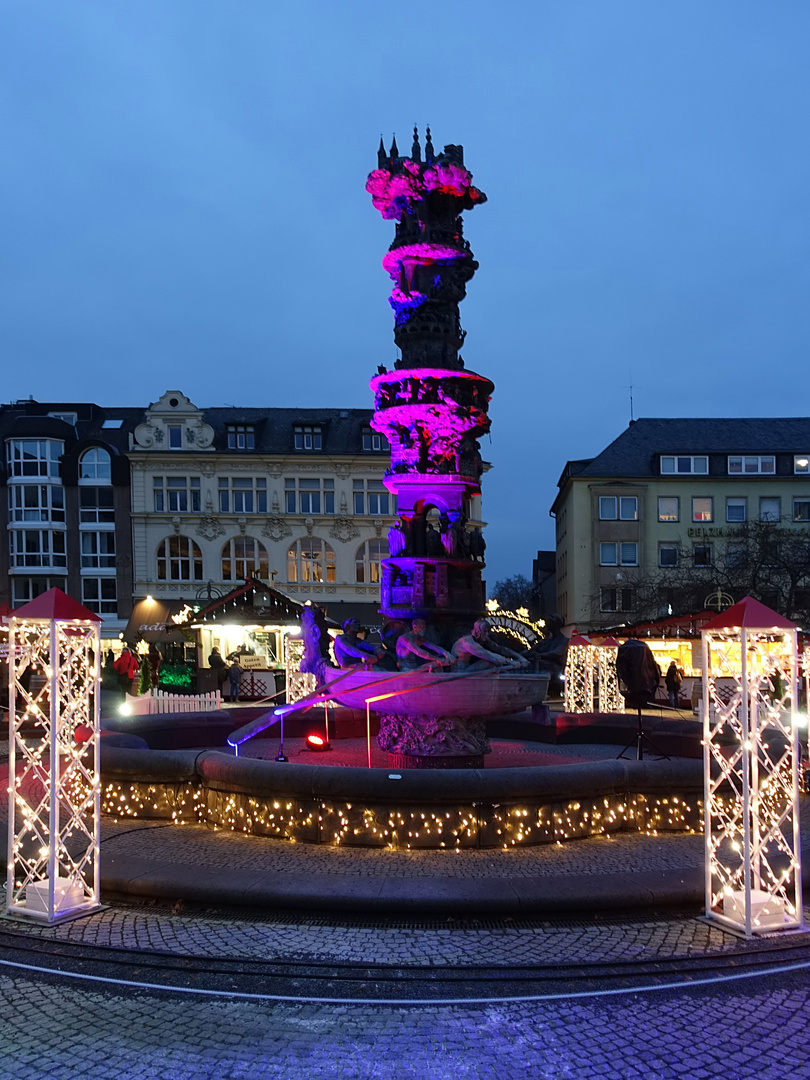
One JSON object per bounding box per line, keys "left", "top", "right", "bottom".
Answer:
{"left": 124, "top": 598, "right": 190, "bottom": 644}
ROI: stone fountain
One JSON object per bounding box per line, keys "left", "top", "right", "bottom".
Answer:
{"left": 322, "top": 129, "right": 549, "bottom": 767}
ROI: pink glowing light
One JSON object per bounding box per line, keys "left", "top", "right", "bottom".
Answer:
{"left": 382, "top": 243, "right": 466, "bottom": 281}
{"left": 366, "top": 161, "right": 485, "bottom": 220}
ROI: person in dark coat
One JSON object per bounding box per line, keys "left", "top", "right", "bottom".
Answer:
{"left": 665, "top": 660, "right": 683, "bottom": 708}
{"left": 208, "top": 647, "right": 229, "bottom": 692}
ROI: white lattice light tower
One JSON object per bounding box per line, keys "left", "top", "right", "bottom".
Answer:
{"left": 564, "top": 634, "right": 594, "bottom": 713}
{"left": 596, "top": 637, "right": 625, "bottom": 714}
{"left": 701, "top": 596, "right": 803, "bottom": 937}
{"left": 6, "top": 589, "right": 103, "bottom": 924}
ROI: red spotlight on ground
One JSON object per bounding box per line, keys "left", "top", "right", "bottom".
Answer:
{"left": 305, "top": 733, "right": 331, "bottom": 752}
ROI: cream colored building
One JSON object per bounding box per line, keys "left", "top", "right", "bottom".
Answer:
{"left": 127, "top": 390, "right": 405, "bottom": 626}
{"left": 551, "top": 418, "right": 810, "bottom": 631}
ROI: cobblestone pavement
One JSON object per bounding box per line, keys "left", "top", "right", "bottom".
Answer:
{"left": 8, "top": 896, "right": 809, "bottom": 968}
{"left": 2, "top": 965, "right": 810, "bottom": 1079}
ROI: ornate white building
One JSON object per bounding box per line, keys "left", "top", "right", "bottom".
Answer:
{"left": 127, "top": 390, "right": 399, "bottom": 626}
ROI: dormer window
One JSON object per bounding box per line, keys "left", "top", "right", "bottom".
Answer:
{"left": 795, "top": 456, "right": 810, "bottom": 474}
{"left": 227, "top": 424, "right": 254, "bottom": 450}
{"left": 294, "top": 425, "right": 322, "bottom": 451}
{"left": 362, "top": 426, "right": 386, "bottom": 451}
{"left": 168, "top": 425, "right": 183, "bottom": 449}
{"left": 728, "top": 455, "right": 774, "bottom": 475}
{"left": 660, "top": 455, "right": 708, "bottom": 475}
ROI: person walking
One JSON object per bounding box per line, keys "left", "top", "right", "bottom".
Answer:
{"left": 665, "top": 660, "right": 683, "bottom": 708}
{"left": 114, "top": 648, "right": 140, "bottom": 699}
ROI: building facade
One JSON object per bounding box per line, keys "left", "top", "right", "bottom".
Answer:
{"left": 0, "top": 399, "right": 140, "bottom": 641}
{"left": 0, "top": 390, "right": 488, "bottom": 642}
{"left": 552, "top": 418, "right": 810, "bottom": 631}
{"left": 127, "top": 391, "right": 401, "bottom": 627}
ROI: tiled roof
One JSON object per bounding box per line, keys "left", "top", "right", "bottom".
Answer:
{"left": 561, "top": 418, "right": 810, "bottom": 481}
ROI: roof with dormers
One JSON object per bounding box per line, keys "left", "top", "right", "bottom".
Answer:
{"left": 555, "top": 417, "right": 810, "bottom": 493}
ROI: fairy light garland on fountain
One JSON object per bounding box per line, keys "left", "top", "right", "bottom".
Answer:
{"left": 99, "top": 777, "right": 701, "bottom": 849}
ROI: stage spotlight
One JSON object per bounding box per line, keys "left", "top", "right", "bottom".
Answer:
{"left": 305, "top": 733, "right": 331, "bottom": 752}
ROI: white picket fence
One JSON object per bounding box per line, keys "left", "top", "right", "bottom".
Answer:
{"left": 123, "top": 689, "right": 222, "bottom": 715}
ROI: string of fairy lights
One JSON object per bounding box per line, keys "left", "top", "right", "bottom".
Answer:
{"left": 7, "top": 616, "right": 102, "bottom": 923}
{"left": 101, "top": 779, "right": 701, "bottom": 848}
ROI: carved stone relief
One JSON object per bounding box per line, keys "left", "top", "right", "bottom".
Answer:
{"left": 328, "top": 515, "right": 361, "bottom": 543}
{"left": 260, "top": 517, "right": 293, "bottom": 542}
{"left": 196, "top": 516, "right": 227, "bottom": 541}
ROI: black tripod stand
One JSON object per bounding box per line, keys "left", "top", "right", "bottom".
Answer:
{"left": 617, "top": 703, "right": 670, "bottom": 761}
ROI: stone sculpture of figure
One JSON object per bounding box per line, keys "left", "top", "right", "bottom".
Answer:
{"left": 333, "top": 618, "right": 385, "bottom": 668}
{"left": 379, "top": 617, "right": 408, "bottom": 671}
{"left": 452, "top": 619, "right": 528, "bottom": 672}
{"left": 396, "top": 618, "right": 453, "bottom": 672}
{"left": 299, "top": 604, "right": 334, "bottom": 680}
{"left": 438, "top": 512, "right": 453, "bottom": 556}
{"left": 425, "top": 522, "right": 443, "bottom": 557}
{"left": 450, "top": 516, "right": 468, "bottom": 559}
{"left": 469, "top": 528, "right": 486, "bottom": 562}
{"left": 388, "top": 519, "right": 406, "bottom": 557}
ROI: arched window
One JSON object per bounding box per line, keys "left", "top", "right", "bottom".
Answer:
{"left": 287, "top": 538, "right": 336, "bottom": 583}
{"left": 221, "top": 536, "right": 269, "bottom": 581}
{"left": 156, "top": 535, "right": 203, "bottom": 581}
{"left": 355, "top": 538, "right": 389, "bottom": 583}
{"left": 79, "top": 447, "right": 111, "bottom": 481}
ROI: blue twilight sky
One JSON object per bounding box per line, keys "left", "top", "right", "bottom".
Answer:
{"left": 3, "top": 2, "right": 810, "bottom": 588}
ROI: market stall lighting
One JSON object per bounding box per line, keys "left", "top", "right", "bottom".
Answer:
{"left": 564, "top": 634, "right": 594, "bottom": 713}
{"left": 701, "top": 596, "right": 803, "bottom": 938}
{"left": 6, "top": 588, "right": 103, "bottom": 925}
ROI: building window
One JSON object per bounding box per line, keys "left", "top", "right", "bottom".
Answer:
{"left": 692, "top": 497, "right": 713, "bottom": 522}
{"left": 80, "top": 486, "right": 115, "bottom": 524}
{"left": 600, "top": 588, "right": 635, "bottom": 612}
{"left": 284, "top": 478, "right": 334, "bottom": 515}
{"left": 154, "top": 476, "right": 202, "bottom": 513}
{"left": 168, "top": 426, "right": 183, "bottom": 449}
{"left": 156, "top": 536, "right": 203, "bottom": 581}
{"left": 599, "top": 543, "right": 617, "bottom": 566}
{"left": 48, "top": 411, "right": 77, "bottom": 426}
{"left": 227, "top": 425, "right": 255, "bottom": 450}
{"left": 7, "top": 439, "right": 63, "bottom": 478}
{"left": 793, "top": 499, "right": 810, "bottom": 522}
{"left": 8, "top": 484, "right": 65, "bottom": 523}
{"left": 11, "top": 576, "right": 66, "bottom": 606}
{"left": 79, "top": 447, "right": 111, "bottom": 481}
{"left": 693, "top": 544, "right": 713, "bottom": 567}
{"left": 353, "top": 479, "right": 391, "bottom": 516}
{"left": 362, "top": 427, "right": 385, "bottom": 451}
{"left": 294, "top": 425, "right": 322, "bottom": 451}
{"left": 658, "top": 497, "right": 679, "bottom": 522}
{"left": 80, "top": 531, "right": 116, "bottom": 569}
{"left": 726, "top": 543, "right": 746, "bottom": 568}
{"left": 794, "top": 456, "right": 810, "bottom": 474}
{"left": 599, "top": 497, "right": 617, "bottom": 520}
{"left": 9, "top": 529, "right": 67, "bottom": 568}
{"left": 81, "top": 577, "right": 117, "bottom": 615}
{"left": 218, "top": 477, "right": 266, "bottom": 514}
{"left": 726, "top": 497, "right": 747, "bottom": 523}
{"left": 287, "top": 538, "right": 336, "bottom": 583}
{"left": 620, "top": 542, "right": 638, "bottom": 566}
{"left": 659, "top": 544, "right": 679, "bottom": 567}
{"left": 221, "top": 536, "right": 269, "bottom": 581}
{"left": 660, "top": 455, "right": 708, "bottom": 475}
{"left": 760, "top": 497, "right": 781, "bottom": 523}
{"left": 728, "top": 455, "right": 775, "bottom": 475}
{"left": 355, "top": 539, "right": 389, "bottom": 583}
